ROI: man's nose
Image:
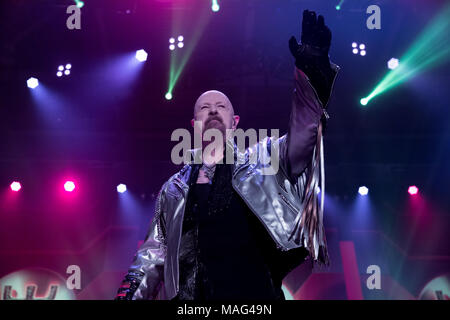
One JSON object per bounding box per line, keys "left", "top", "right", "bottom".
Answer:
{"left": 209, "top": 105, "right": 218, "bottom": 114}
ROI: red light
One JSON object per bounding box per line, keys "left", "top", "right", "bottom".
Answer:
{"left": 10, "top": 181, "right": 21, "bottom": 192}
{"left": 64, "top": 181, "right": 76, "bottom": 192}
{"left": 408, "top": 185, "right": 418, "bottom": 195}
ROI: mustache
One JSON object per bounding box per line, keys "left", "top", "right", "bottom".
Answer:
{"left": 205, "top": 115, "right": 223, "bottom": 126}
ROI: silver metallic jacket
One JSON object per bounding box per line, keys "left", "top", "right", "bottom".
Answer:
{"left": 116, "top": 65, "right": 339, "bottom": 300}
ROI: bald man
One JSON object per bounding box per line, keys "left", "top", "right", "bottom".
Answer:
{"left": 116, "top": 9, "right": 339, "bottom": 300}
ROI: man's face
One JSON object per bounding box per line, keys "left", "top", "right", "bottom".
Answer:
{"left": 192, "top": 90, "right": 239, "bottom": 138}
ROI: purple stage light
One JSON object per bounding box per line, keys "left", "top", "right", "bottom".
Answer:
{"left": 117, "top": 184, "right": 127, "bottom": 193}
{"left": 358, "top": 186, "right": 369, "bottom": 196}
{"left": 27, "top": 77, "right": 39, "bottom": 89}
{"left": 135, "top": 49, "right": 148, "bottom": 62}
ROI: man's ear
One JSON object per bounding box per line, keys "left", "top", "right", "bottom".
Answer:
{"left": 232, "top": 115, "right": 240, "bottom": 129}
{"left": 191, "top": 118, "right": 195, "bottom": 128}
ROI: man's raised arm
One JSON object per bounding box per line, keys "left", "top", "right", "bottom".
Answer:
{"left": 284, "top": 9, "right": 339, "bottom": 179}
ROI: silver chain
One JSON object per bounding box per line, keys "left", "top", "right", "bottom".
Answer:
{"left": 201, "top": 163, "right": 216, "bottom": 181}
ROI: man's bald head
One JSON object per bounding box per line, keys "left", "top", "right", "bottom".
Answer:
{"left": 193, "top": 90, "right": 234, "bottom": 117}
{"left": 191, "top": 90, "right": 239, "bottom": 136}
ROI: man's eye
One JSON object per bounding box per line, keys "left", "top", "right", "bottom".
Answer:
{"left": 218, "top": 105, "right": 225, "bottom": 108}
{"left": 201, "top": 106, "right": 208, "bottom": 109}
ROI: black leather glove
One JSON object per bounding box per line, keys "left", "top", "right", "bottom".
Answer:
{"left": 289, "top": 10, "right": 336, "bottom": 109}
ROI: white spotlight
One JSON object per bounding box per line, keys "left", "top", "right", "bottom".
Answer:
{"left": 27, "top": 77, "right": 39, "bottom": 89}
{"left": 177, "top": 42, "right": 184, "bottom": 48}
{"left": 65, "top": 64, "right": 72, "bottom": 70}
{"left": 64, "top": 69, "right": 70, "bottom": 76}
{"left": 169, "top": 44, "right": 175, "bottom": 51}
{"left": 358, "top": 186, "right": 369, "bottom": 196}
{"left": 169, "top": 37, "right": 175, "bottom": 44}
{"left": 360, "top": 50, "right": 366, "bottom": 56}
{"left": 58, "top": 65, "right": 64, "bottom": 71}
{"left": 135, "top": 49, "right": 148, "bottom": 62}
{"left": 212, "top": 4, "right": 220, "bottom": 12}
{"left": 388, "top": 58, "right": 399, "bottom": 70}
{"left": 352, "top": 48, "right": 358, "bottom": 54}
{"left": 177, "top": 35, "right": 184, "bottom": 42}
{"left": 117, "top": 184, "right": 127, "bottom": 193}
{"left": 57, "top": 71, "right": 63, "bottom": 77}
{"left": 359, "top": 44, "right": 365, "bottom": 50}
{"left": 352, "top": 42, "right": 357, "bottom": 48}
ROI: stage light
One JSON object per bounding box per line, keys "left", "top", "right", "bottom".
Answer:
{"left": 388, "top": 58, "right": 399, "bottom": 70}
{"left": 169, "top": 36, "right": 184, "bottom": 51}
{"left": 167, "top": 12, "right": 209, "bottom": 109}
{"left": 212, "top": 0, "right": 220, "bottom": 12}
{"left": 336, "top": 0, "right": 344, "bottom": 11}
{"left": 10, "top": 181, "right": 21, "bottom": 192}
{"left": 165, "top": 92, "right": 172, "bottom": 100}
{"left": 27, "top": 77, "right": 39, "bottom": 89}
{"left": 135, "top": 49, "right": 148, "bottom": 62}
{"left": 74, "top": 0, "right": 84, "bottom": 8}
{"left": 360, "top": 98, "right": 368, "bottom": 106}
{"left": 408, "top": 185, "right": 418, "bottom": 195}
{"left": 360, "top": 4, "right": 450, "bottom": 106}
{"left": 64, "top": 181, "right": 76, "bottom": 192}
{"left": 56, "top": 64, "right": 72, "bottom": 77}
{"left": 358, "top": 186, "right": 369, "bottom": 196}
{"left": 351, "top": 42, "right": 366, "bottom": 56}
{"left": 117, "top": 184, "right": 127, "bottom": 193}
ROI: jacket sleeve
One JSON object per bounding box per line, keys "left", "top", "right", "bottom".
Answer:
{"left": 282, "top": 65, "right": 337, "bottom": 180}
{"left": 276, "top": 65, "right": 338, "bottom": 265}
{"left": 115, "top": 186, "right": 167, "bottom": 300}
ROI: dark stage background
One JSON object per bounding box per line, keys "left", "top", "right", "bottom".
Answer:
{"left": 0, "top": 0, "right": 449, "bottom": 300}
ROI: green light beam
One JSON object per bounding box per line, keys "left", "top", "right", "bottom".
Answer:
{"left": 361, "top": 3, "right": 450, "bottom": 106}
{"left": 336, "top": 0, "right": 345, "bottom": 11}
{"left": 167, "top": 7, "right": 213, "bottom": 99}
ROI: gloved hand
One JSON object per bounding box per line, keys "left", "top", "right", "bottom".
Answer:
{"left": 289, "top": 10, "right": 336, "bottom": 110}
